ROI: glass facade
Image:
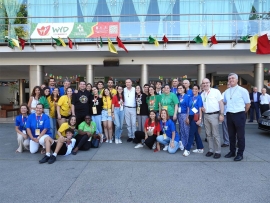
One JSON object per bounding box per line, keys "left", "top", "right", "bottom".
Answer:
{"left": 1, "top": 0, "right": 270, "bottom": 41}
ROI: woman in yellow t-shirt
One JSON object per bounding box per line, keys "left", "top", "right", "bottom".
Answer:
{"left": 57, "top": 87, "right": 72, "bottom": 126}
{"left": 47, "top": 88, "right": 59, "bottom": 138}
{"left": 101, "top": 88, "right": 113, "bottom": 143}
{"left": 57, "top": 115, "right": 77, "bottom": 139}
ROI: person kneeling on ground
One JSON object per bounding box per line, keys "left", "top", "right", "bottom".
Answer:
{"left": 134, "top": 110, "right": 161, "bottom": 151}
{"left": 71, "top": 115, "right": 97, "bottom": 155}
{"left": 156, "top": 109, "right": 180, "bottom": 154}
{"left": 39, "top": 128, "right": 76, "bottom": 164}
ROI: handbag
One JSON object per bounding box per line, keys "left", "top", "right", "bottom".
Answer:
{"left": 193, "top": 113, "right": 199, "bottom": 122}
{"left": 91, "top": 138, "right": 100, "bottom": 148}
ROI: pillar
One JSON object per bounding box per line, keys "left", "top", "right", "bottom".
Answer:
{"left": 238, "top": 77, "right": 243, "bottom": 85}
{"left": 29, "top": 65, "right": 44, "bottom": 92}
{"left": 254, "top": 63, "right": 264, "bottom": 91}
{"left": 141, "top": 64, "right": 148, "bottom": 87}
{"left": 19, "top": 79, "right": 26, "bottom": 105}
{"left": 197, "top": 64, "right": 206, "bottom": 85}
{"left": 86, "top": 65, "right": 94, "bottom": 85}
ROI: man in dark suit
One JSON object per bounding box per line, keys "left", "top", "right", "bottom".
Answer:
{"left": 249, "top": 87, "right": 261, "bottom": 122}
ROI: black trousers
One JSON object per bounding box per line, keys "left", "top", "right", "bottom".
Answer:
{"left": 249, "top": 102, "right": 260, "bottom": 121}
{"left": 260, "top": 104, "right": 269, "bottom": 115}
{"left": 134, "top": 131, "right": 157, "bottom": 149}
{"left": 74, "top": 134, "right": 91, "bottom": 151}
{"left": 226, "top": 111, "right": 246, "bottom": 156}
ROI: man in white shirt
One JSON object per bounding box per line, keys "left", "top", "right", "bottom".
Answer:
{"left": 223, "top": 73, "right": 251, "bottom": 161}
{"left": 260, "top": 88, "right": 270, "bottom": 114}
{"left": 201, "top": 78, "right": 224, "bottom": 159}
{"left": 124, "top": 79, "right": 136, "bottom": 142}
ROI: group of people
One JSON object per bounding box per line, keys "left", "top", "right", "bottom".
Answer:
{"left": 14, "top": 73, "right": 258, "bottom": 163}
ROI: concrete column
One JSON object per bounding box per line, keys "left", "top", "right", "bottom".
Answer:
{"left": 19, "top": 79, "right": 26, "bottom": 105}
{"left": 238, "top": 77, "right": 243, "bottom": 85}
{"left": 86, "top": 65, "right": 94, "bottom": 85}
{"left": 29, "top": 65, "right": 44, "bottom": 92}
{"left": 141, "top": 64, "right": 148, "bottom": 87}
{"left": 197, "top": 64, "right": 206, "bottom": 86}
{"left": 254, "top": 63, "right": 264, "bottom": 91}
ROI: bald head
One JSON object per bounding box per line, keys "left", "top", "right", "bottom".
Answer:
{"left": 261, "top": 88, "right": 266, "bottom": 94}
{"left": 183, "top": 80, "right": 190, "bottom": 89}
{"left": 202, "top": 78, "right": 211, "bottom": 91}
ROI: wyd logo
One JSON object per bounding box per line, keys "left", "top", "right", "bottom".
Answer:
{"left": 52, "top": 27, "right": 69, "bottom": 33}
{"left": 37, "top": 26, "right": 50, "bottom": 36}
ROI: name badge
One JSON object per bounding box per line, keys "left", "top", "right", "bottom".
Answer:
{"left": 35, "top": 129, "right": 40, "bottom": 136}
{"left": 191, "top": 107, "right": 198, "bottom": 114}
{"left": 162, "top": 106, "right": 168, "bottom": 110}
{"left": 137, "top": 107, "right": 140, "bottom": 114}
{"left": 163, "top": 133, "right": 167, "bottom": 140}
{"left": 150, "top": 108, "right": 153, "bottom": 111}
{"left": 92, "top": 106, "right": 97, "bottom": 114}
{"left": 108, "top": 109, "right": 112, "bottom": 116}
{"left": 178, "top": 107, "right": 181, "bottom": 113}
{"left": 22, "top": 130, "right": 26, "bottom": 134}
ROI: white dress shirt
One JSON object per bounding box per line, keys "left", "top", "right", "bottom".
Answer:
{"left": 124, "top": 87, "right": 136, "bottom": 107}
{"left": 260, "top": 93, "right": 270, "bottom": 105}
{"left": 201, "top": 88, "right": 222, "bottom": 113}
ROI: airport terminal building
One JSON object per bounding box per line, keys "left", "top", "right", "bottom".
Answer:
{"left": 0, "top": 0, "right": 270, "bottom": 104}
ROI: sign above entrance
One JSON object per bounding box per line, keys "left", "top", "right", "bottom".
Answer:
{"left": 30, "top": 22, "right": 120, "bottom": 39}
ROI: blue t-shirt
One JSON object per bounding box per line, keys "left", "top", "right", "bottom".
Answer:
{"left": 15, "top": 115, "right": 28, "bottom": 132}
{"left": 170, "top": 87, "right": 177, "bottom": 94}
{"left": 188, "top": 95, "right": 203, "bottom": 116}
{"left": 186, "top": 89, "right": 193, "bottom": 97}
{"left": 26, "top": 113, "right": 52, "bottom": 138}
{"left": 177, "top": 94, "right": 190, "bottom": 114}
{"left": 160, "top": 119, "right": 180, "bottom": 142}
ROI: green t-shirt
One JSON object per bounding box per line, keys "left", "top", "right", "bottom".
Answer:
{"left": 78, "top": 121, "right": 96, "bottom": 134}
{"left": 147, "top": 95, "right": 161, "bottom": 111}
{"left": 39, "top": 96, "right": 50, "bottom": 109}
{"left": 160, "top": 93, "right": 179, "bottom": 116}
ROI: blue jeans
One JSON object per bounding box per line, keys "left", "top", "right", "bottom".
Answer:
{"left": 92, "top": 115, "right": 102, "bottom": 134}
{"left": 49, "top": 117, "right": 56, "bottom": 139}
{"left": 156, "top": 135, "right": 179, "bottom": 154}
{"left": 186, "top": 115, "right": 204, "bottom": 151}
{"left": 114, "top": 107, "right": 124, "bottom": 139}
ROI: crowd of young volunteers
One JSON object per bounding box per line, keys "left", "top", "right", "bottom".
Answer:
{"left": 15, "top": 73, "right": 253, "bottom": 164}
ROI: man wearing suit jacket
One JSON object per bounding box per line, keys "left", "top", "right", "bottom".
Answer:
{"left": 249, "top": 87, "right": 261, "bottom": 122}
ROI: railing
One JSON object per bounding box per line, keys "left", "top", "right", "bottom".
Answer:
{"left": 0, "top": 13, "right": 269, "bottom": 43}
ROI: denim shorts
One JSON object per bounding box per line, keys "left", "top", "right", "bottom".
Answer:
{"left": 101, "top": 110, "right": 112, "bottom": 121}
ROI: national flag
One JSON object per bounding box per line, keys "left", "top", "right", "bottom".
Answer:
{"left": 18, "top": 37, "right": 26, "bottom": 50}
{"left": 100, "top": 37, "right": 103, "bottom": 48}
{"left": 67, "top": 37, "right": 73, "bottom": 49}
{"left": 58, "top": 37, "right": 66, "bottom": 47}
{"left": 249, "top": 35, "right": 258, "bottom": 53}
{"left": 210, "top": 35, "right": 218, "bottom": 44}
{"left": 148, "top": 36, "right": 159, "bottom": 46}
{"left": 202, "top": 35, "right": 208, "bottom": 47}
{"left": 240, "top": 35, "right": 250, "bottom": 42}
{"left": 162, "top": 35, "right": 168, "bottom": 43}
{"left": 11, "top": 38, "right": 20, "bottom": 49}
{"left": 193, "top": 35, "right": 203, "bottom": 43}
{"left": 52, "top": 38, "right": 62, "bottom": 46}
{"left": 256, "top": 34, "right": 270, "bottom": 55}
{"left": 116, "top": 36, "right": 128, "bottom": 53}
{"left": 107, "top": 38, "right": 118, "bottom": 54}
{"left": 7, "top": 39, "right": 14, "bottom": 49}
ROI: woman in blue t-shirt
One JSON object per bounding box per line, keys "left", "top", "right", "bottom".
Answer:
{"left": 183, "top": 85, "right": 204, "bottom": 157}
{"left": 26, "top": 103, "right": 52, "bottom": 154}
{"left": 177, "top": 84, "right": 190, "bottom": 151}
{"left": 15, "top": 103, "right": 30, "bottom": 153}
{"left": 156, "top": 109, "right": 180, "bottom": 154}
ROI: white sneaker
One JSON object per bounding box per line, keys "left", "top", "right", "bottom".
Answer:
{"left": 134, "top": 143, "right": 144, "bottom": 149}
{"left": 118, "top": 139, "right": 122, "bottom": 144}
{"left": 115, "top": 139, "right": 119, "bottom": 144}
{"left": 152, "top": 142, "right": 156, "bottom": 149}
{"left": 179, "top": 141, "right": 184, "bottom": 151}
{"left": 105, "top": 139, "right": 108, "bottom": 143}
{"left": 100, "top": 134, "right": 104, "bottom": 143}
{"left": 109, "top": 140, "right": 112, "bottom": 144}
{"left": 163, "top": 145, "right": 168, "bottom": 151}
{"left": 192, "top": 149, "right": 204, "bottom": 153}
{"left": 183, "top": 150, "right": 190, "bottom": 156}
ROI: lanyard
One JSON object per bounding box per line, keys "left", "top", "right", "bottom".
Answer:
{"left": 93, "top": 96, "right": 98, "bottom": 106}
{"left": 36, "top": 114, "right": 42, "bottom": 129}
{"left": 204, "top": 89, "right": 210, "bottom": 102}
{"left": 22, "top": 116, "right": 27, "bottom": 129}
{"left": 136, "top": 94, "right": 142, "bottom": 106}
{"left": 192, "top": 96, "right": 197, "bottom": 108}
{"left": 162, "top": 121, "right": 166, "bottom": 133}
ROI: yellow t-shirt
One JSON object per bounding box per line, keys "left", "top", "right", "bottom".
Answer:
{"left": 47, "top": 96, "right": 57, "bottom": 118}
{"left": 102, "top": 96, "right": 112, "bottom": 109}
{"left": 57, "top": 95, "right": 71, "bottom": 117}
{"left": 57, "top": 122, "right": 69, "bottom": 138}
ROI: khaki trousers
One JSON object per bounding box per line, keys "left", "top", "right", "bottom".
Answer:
{"left": 204, "top": 114, "right": 221, "bottom": 153}
{"left": 17, "top": 133, "right": 30, "bottom": 152}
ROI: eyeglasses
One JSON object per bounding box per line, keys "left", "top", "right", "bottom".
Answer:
{"left": 202, "top": 82, "right": 210, "bottom": 84}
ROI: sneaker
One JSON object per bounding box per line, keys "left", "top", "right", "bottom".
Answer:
{"left": 105, "top": 139, "right": 108, "bottom": 143}
{"left": 179, "top": 141, "right": 184, "bottom": 151}
{"left": 39, "top": 155, "right": 50, "bottom": 164}
{"left": 118, "top": 139, "right": 122, "bottom": 144}
{"left": 183, "top": 150, "right": 190, "bottom": 156}
{"left": 109, "top": 140, "right": 112, "bottom": 144}
{"left": 48, "top": 155, "right": 56, "bottom": 164}
{"left": 152, "top": 142, "right": 156, "bottom": 150}
{"left": 100, "top": 134, "right": 104, "bottom": 143}
{"left": 115, "top": 139, "right": 119, "bottom": 144}
{"left": 192, "top": 149, "right": 204, "bottom": 153}
{"left": 134, "top": 143, "right": 144, "bottom": 149}
{"left": 163, "top": 145, "right": 168, "bottom": 151}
